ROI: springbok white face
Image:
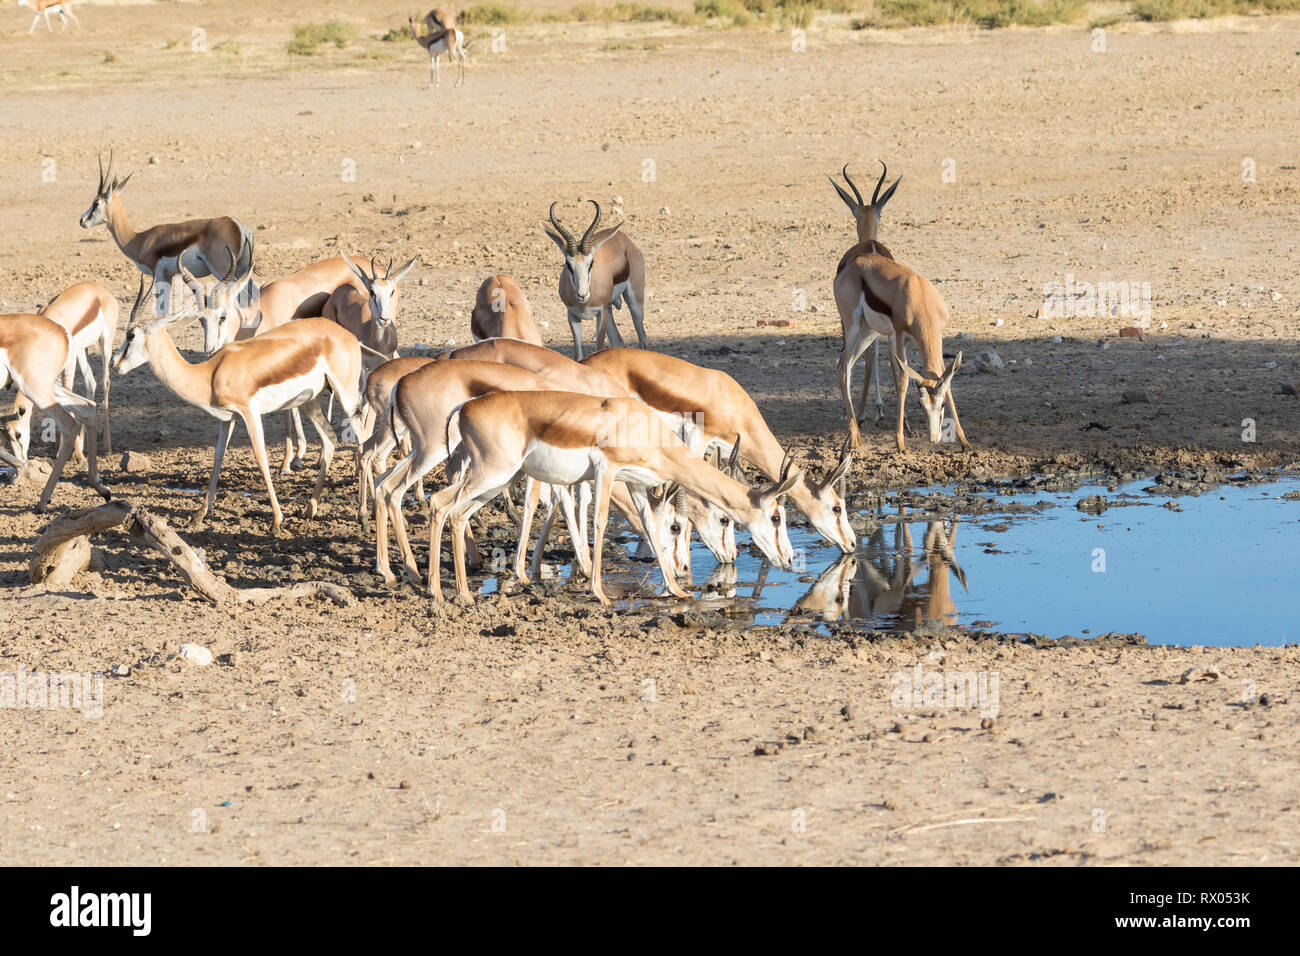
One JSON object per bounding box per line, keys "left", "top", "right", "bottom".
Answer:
{"left": 542, "top": 200, "right": 622, "bottom": 307}
{"left": 900, "top": 352, "right": 962, "bottom": 444}
{"left": 801, "top": 439, "right": 855, "bottom": 553}
{"left": 742, "top": 462, "right": 804, "bottom": 570}
{"left": 828, "top": 159, "right": 901, "bottom": 245}
{"left": 79, "top": 152, "right": 132, "bottom": 230}
{"left": 3, "top": 397, "right": 32, "bottom": 463}
{"left": 342, "top": 253, "right": 417, "bottom": 327}
{"left": 647, "top": 483, "right": 692, "bottom": 578}
{"left": 682, "top": 492, "right": 738, "bottom": 564}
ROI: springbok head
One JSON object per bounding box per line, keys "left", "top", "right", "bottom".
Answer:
{"left": 898, "top": 350, "right": 962, "bottom": 444}
{"left": 647, "top": 481, "right": 692, "bottom": 579}
{"left": 113, "top": 274, "right": 192, "bottom": 374}
{"left": 179, "top": 241, "right": 255, "bottom": 355}
{"left": 342, "top": 252, "right": 417, "bottom": 328}
{"left": 742, "top": 449, "right": 804, "bottom": 571}
{"left": 802, "top": 435, "right": 855, "bottom": 553}
{"left": 828, "top": 160, "right": 901, "bottom": 245}
{"left": 542, "top": 200, "right": 623, "bottom": 306}
{"left": 80, "top": 151, "right": 133, "bottom": 229}
{"left": 2, "top": 397, "right": 33, "bottom": 464}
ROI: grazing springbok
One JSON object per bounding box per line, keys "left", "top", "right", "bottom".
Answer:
{"left": 111, "top": 276, "right": 364, "bottom": 534}
{"left": 4, "top": 282, "right": 117, "bottom": 461}
{"left": 830, "top": 162, "right": 969, "bottom": 451}
{"left": 0, "top": 313, "right": 108, "bottom": 510}
{"left": 322, "top": 253, "right": 416, "bottom": 369}
{"left": 470, "top": 274, "right": 542, "bottom": 345}
{"left": 409, "top": 11, "right": 466, "bottom": 88}
{"left": 581, "top": 348, "right": 856, "bottom": 553}
{"left": 543, "top": 201, "right": 647, "bottom": 359}
{"left": 79, "top": 153, "right": 253, "bottom": 326}
{"left": 18, "top": 0, "right": 78, "bottom": 33}
{"left": 428, "top": 391, "right": 802, "bottom": 604}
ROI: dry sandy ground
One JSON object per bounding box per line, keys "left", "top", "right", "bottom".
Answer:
{"left": 1, "top": 3, "right": 1298, "bottom": 864}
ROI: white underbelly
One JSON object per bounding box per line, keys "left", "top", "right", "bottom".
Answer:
{"left": 856, "top": 294, "right": 894, "bottom": 337}
{"left": 251, "top": 367, "right": 324, "bottom": 415}
{"left": 522, "top": 441, "right": 596, "bottom": 486}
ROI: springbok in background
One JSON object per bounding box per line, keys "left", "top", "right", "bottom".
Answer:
{"left": 409, "top": 11, "right": 466, "bottom": 88}
{"left": 831, "top": 162, "right": 969, "bottom": 451}
{"left": 0, "top": 313, "right": 108, "bottom": 510}
{"left": 4, "top": 282, "right": 117, "bottom": 461}
{"left": 18, "top": 0, "right": 79, "bottom": 33}
{"left": 543, "top": 201, "right": 647, "bottom": 359}
{"left": 323, "top": 253, "right": 417, "bottom": 370}
{"left": 79, "top": 153, "right": 254, "bottom": 327}
{"left": 471, "top": 274, "right": 542, "bottom": 345}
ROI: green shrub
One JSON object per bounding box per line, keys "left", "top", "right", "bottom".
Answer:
{"left": 287, "top": 20, "right": 359, "bottom": 56}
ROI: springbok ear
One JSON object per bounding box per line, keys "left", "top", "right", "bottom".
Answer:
{"left": 828, "top": 176, "right": 859, "bottom": 215}
{"left": 824, "top": 440, "right": 853, "bottom": 490}
{"left": 588, "top": 223, "right": 623, "bottom": 251}
{"left": 874, "top": 174, "right": 902, "bottom": 211}
{"left": 761, "top": 466, "right": 805, "bottom": 504}
{"left": 340, "top": 252, "right": 371, "bottom": 287}
{"left": 389, "top": 256, "right": 418, "bottom": 285}
{"left": 541, "top": 225, "right": 569, "bottom": 255}
{"left": 941, "top": 351, "right": 963, "bottom": 388}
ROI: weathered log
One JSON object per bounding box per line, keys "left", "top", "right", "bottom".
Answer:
{"left": 24, "top": 501, "right": 354, "bottom": 608}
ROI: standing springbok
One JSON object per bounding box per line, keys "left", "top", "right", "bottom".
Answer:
{"left": 323, "top": 253, "right": 416, "bottom": 369}
{"left": 18, "top": 0, "right": 79, "bottom": 33}
{"left": 4, "top": 282, "right": 117, "bottom": 462}
{"left": 79, "top": 152, "right": 253, "bottom": 323}
{"left": 428, "top": 391, "right": 802, "bottom": 604}
{"left": 831, "top": 163, "right": 969, "bottom": 451}
{"left": 0, "top": 313, "right": 108, "bottom": 510}
{"left": 111, "top": 277, "right": 364, "bottom": 534}
{"left": 830, "top": 161, "right": 901, "bottom": 428}
{"left": 409, "top": 11, "right": 466, "bottom": 88}
{"left": 470, "top": 274, "right": 542, "bottom": 345}
{"left": 543, "top": 201, "right": 647, "bottom": 360}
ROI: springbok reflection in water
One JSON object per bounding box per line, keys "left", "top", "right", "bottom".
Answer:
{"left": 792, "top": 507, "right": 969, "bottom": 628}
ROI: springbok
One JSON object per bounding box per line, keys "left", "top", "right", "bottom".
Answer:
{"left": 581, "top": 348, "right": 856, "bottom": 553}
{"left": 0, "top": 313, "right": 108, "bottom": 510}
{"left": 543, "top": 201, "right": 647, "bottom": 359}
{"left": 429, "top": 391, "right": 803, "bottom": 604}
{"left": 4, "top": 282, "right": 117, "bottom": 461}
{"left": 470, "top": 274, "right": 542, "bottom": 345}
{"left": 432, "top": 337, "right": 737, "bottom": 569}
{"left": 18, "top": 0, "right": 78, "bottom": 33}
{"left": 79, "top": 153, "right": 253, "bottom": 326}
{"left": 831, "top": 162, "right": 969, "bottom": 451}
{"left": 409, "top": 11, "right": 466, "bottom": 88}
{"left": 323, "top": 253, "right": 416, "bottom": 369}
{"left": 111, "top": 276, "right": 364, "bottom": 534}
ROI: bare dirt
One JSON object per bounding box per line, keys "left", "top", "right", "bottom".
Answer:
{"left": 1, "top": 4, "right": 1297, "bottom": 864}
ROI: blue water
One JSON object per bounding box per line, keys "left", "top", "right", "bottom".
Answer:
{"left": 479, "top": 474, "right": 1300, "bottom": 647}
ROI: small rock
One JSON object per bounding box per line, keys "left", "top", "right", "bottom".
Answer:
{"left": 993, "top": 318, "right": 1004, "bottom": 327}
{"left": 974, "top": 350, "right": 1004, "bottom": 373}
{"left": 1122, "top": 389, "right": 1151, "bottom": 404}
{"left": 110, "top": 664, "right": 130, "bottom": 677}
{"left": 980, "top": 717, "right": 995, "bottom": 730}
{"left": 1280, "top": 383, "right": 1299, "bottom": 396}
{"left": 1179, "top": 665, "right": 1222, "bottom": 684}
{"left": 757, "top": 318, "right": 796, "bottom": 328}
{"left": 1051, "top": 335, "right": 1062, "bottom": 344}
{"left": 1075, "top": 494, "right": 1108, "bottom": 515}
{"left": 177, "top": 643, "right": 214, "bottom": 667}
{"left": 120, "top": 450, "right": 153, "bottom": 473}
{"left": 1119, "top": 326, "right": 1143, "bottom": 338}
{"left": 658, "top": 206, "right": 671, "bottom": 215}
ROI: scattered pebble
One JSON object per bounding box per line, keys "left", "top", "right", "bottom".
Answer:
{"left": 177, "top": 643, "right": 214, "bottom": 667}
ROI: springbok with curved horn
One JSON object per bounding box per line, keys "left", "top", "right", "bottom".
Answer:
{"left": 831, "top": 162, "right": 969, "bottom": 451}
{"left": 79, "top": 152, "right": 254, "bottom": 330}
{"left": 470, "top": 274, "right": 542, "bottom": 345}
{"left": 543, "top": 201, "right": 647, "bottom": 360}
{"left": 324, "top": 253, "right": 416, "bottom": 369}
{"left": 409, "top": 11, "right": 466, "bottom": 88}
{"left": 0, "top": 312, "right": 108, "bottom": 510}
{"left": 4, "top": 282, "right": 118, "bottom": 462}
{"left": 111, "top": 274, "right": 364, "bottom": 534}
{"left": 428, "top": 391, "right": 803, "bottom": 604}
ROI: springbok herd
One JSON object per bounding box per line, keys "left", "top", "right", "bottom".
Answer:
{"left": 0, "top": 153, "right": 971, "bottom": 606}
